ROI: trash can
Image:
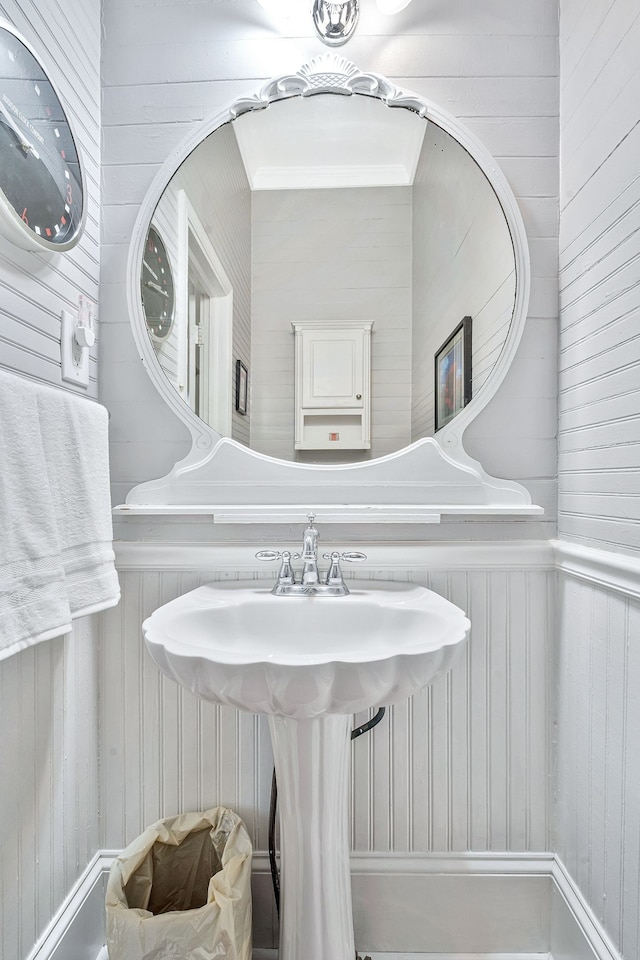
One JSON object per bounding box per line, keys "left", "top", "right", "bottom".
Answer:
{"left": 106, "top": 806, "right": 252, "bottom": 960}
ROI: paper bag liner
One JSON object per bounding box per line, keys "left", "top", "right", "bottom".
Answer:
{"left": 106, "top": 806, "right": 252, "bottom": 960}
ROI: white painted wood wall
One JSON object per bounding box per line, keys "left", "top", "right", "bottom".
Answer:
{"left": 0, "top": 2, "right": 102, "bottom": 959}
{"left": 101, "top": 550, "right": 554, "bottom": 947}
{"left": 100, "top": 0, "right": 559, "bottom": 526}
{"left": 556, "top": 572, "right": 640, "bottom": 960}
{"left": 0, "top": 0, "right": 101, "bottom": 396}
{"left": 97, "top": 8, "right": 560, "bottom": 947}
{"left": 164, "top": 124, "right": 253, "bottom": 447}
{"left": 8, "top": 2, "right": 640, "bottom": 959}
{"left": 0, "top": 622, "right": 101, "bottom": 960}
{"left": 411, "top": 123, "right": 516, "bottom": 440}
{"left": 558, "top": 0, "right": 640, "bottom": 555}
{"left": 251, "top": 186, "right": 412, "bottom": 461}
{"left": 557, "top": 0, "right": 640, "bottom": 956}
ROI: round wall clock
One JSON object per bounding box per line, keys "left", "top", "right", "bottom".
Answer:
{"left": 0, "top": 20, "right": 85, "bottom": 251}
{"left": 141, "top": 225, "right": 175, "bottom": 341}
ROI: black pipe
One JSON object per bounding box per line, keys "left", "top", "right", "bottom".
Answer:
{"left": 351, "top": 706, "right": 386, "bottom": 740}
{"left": 268, "top": 766, "right": 280, "bottom": 914}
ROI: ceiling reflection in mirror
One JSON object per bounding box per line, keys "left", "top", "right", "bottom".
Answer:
{"left": 142, "top": 92, "right": 516, "bottom": 464}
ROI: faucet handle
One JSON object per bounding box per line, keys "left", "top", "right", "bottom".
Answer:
{"left": 322, "top": 550, "right": 367, "bottom": 588}
{"left": 322, "top": 551, "right": 367, "bottom": 565}
{"left": 256, "top": 549, "right": 300, "bottom": 587}
{"left": 256, "top": 549, "right": 301, "bottom": 561}
{"left": 339, "top": 551, "right": 367, "bottom": 563}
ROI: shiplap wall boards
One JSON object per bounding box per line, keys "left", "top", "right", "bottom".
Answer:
{"left": 0, "top": 2, "right": 103, "bottom": 960}
{"left": 101, "top": 0, "right": 559, "bottom": 528}
{"left": 556, "top": 0, "right": 640, "bottom": 957}
{"left": 0, "top": 1, "right": 100, "bottom": 395}
{"left": 10, "top": 0, "right": 640, "bottom": 959}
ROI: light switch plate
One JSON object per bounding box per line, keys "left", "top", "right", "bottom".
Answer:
{"left": 60, "top": 309, "right": 90, "bottom": 387}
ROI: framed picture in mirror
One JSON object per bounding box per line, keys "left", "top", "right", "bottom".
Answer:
{"left": 434, "top": 316, "right": 472, "bottom": 432}
{"left": 235, "top": 360, "right": 248, "bottom": 415}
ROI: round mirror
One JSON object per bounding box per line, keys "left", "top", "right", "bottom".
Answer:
{"left": 134, "top": 58, "right": 524, "bottom": 468}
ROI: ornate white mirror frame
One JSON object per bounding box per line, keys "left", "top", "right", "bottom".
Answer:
{"left": 118, "top": 54, "right": 542, "bottom": 524}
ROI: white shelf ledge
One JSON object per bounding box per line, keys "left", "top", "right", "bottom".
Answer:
{"left": 112, "top": 503, "right": 544, "bottom": 524}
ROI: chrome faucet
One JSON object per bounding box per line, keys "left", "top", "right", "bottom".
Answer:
{"left": 300, "top": 514, "right": 320, "bottom": 587}
{"left": 256, "top": 514, "right": 366, "bottom": 596}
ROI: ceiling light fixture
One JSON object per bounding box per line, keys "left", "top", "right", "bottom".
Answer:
{"left": 258, "top": 0, "right": 414, "bottom": 47}
{"left": 312, "top": 0, "right": 360, "bottom": 46}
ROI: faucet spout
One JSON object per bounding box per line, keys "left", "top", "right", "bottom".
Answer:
{"left": 301, "top": 513, "right": 320, "bottom": 587}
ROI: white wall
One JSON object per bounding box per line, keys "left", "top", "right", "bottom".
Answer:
{"left": 97, "top": 9, "right": 559, "bottom": 947}
{"left": 0, "top": 3, "right": 103, "bottom": 958}
{"left": 411, "top": 123, "right": 516, "bottom": 440}
{"left": 251, "top": 185, "right": 412, "bottom": 461}
{"left": 167, "top": 124, "right": 252, "bottom": 446}
{"left": 102, "top": 546, "right": 554, "bottom": 948}
{"left": 0, "top": 0, "right": 101, "bottom": 396}
{"left": 557, "top": 1, "right": 640, "bottom": 956}
{"left": 0, "top": 622, "right": 101, "bottom": 960}
{"left": 100, "top": 0, "right": 559, "bottom": 529}
{"left": 556, "top": 569, "right": 640, "bottom": 960}
{"left": 558, "top": 0, "right": 640, "bottom": 554}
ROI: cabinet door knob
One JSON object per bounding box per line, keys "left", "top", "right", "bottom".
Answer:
{"left": 356, "top": 393, "right": 362, "bottom": 400}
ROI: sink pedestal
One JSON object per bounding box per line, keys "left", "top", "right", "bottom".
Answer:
{"left": 269, "top": 713, "right": 355, "bottom": 960}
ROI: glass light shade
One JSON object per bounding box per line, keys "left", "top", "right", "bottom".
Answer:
{"left": 376, "top": 0, "right": 413, "bottom": 13}
{"left": 257, "top": 0, "right": 300, "bottom": 16}
{"left": 312, "top": 0, "right": 359, "bottom": 46}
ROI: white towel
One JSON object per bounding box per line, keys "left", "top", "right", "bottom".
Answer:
{"left": 0, "top": 370, "right": 120, "bottom": 660}
{"left": 37, "top": 383, "right": 120, "bottom": 619}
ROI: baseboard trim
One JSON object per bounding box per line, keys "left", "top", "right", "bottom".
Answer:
{"left": 551, "top": 858, "right": 622, "bottom": 960}
{"left": 253, "top": 954, "right": 551, "bottom": 960}
{"left": 25, "top": 853, "right": 107, "bottom": 960}
{"left": 348, "top": 851, "right": 555, "bottom": 875}
{"left": 34, "top": 851, "right": 620, "bottom": 960}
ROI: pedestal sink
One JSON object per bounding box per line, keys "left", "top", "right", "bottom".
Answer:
{"left": 143, "top": 579, "right": 470, "bottom": 960}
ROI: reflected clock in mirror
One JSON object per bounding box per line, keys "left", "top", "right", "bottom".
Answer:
{"left": 141, "top": 225, "right": 175, "bottom": 341}
{"left": 0, "top": 20, "right": 84, "bottom": 251}
{"left": 142, "top": 87, "right": 517, "bottom": 465}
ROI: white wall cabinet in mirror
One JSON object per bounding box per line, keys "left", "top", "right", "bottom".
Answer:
{"left": 120, "top": 54, "right": 541, "bottom": 523}
{"left": 292, "top": 320, "right": 373, "bottom": 454}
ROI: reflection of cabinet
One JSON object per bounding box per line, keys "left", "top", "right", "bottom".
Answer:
{"left": 291, "top": 321, "right": 373, "bottom": 450}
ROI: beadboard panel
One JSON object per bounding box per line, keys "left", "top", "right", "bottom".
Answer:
{"left": 99, "top": 564, "right": 554, "bottom": 859}
{"left": 558, "top": 0, "right": 640, "bottom": 554}
{"left": 555, "top": 573, "right": 640, "bottom": 960}
{"left": 100, "top": 0, "right": 559, "bottom": 539}
{"left": 0, "top": 619, "right": 100, "bottom": 960}
{"left": 0, "top": 0, "right": 101, "bottom": 397}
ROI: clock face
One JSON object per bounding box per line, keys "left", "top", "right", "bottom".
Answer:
{"left": 141, "top": 226, "right": 175, "bottom": 341}
{"left": 0, "top": 22, "right": 85, "bottom": 250}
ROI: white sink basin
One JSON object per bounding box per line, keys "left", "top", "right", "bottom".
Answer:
{"left": 143, "top": 579, "right": 470, "bottom": 719}
{"left": 143, "top": 577, "right": 470, "bottom": 960}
